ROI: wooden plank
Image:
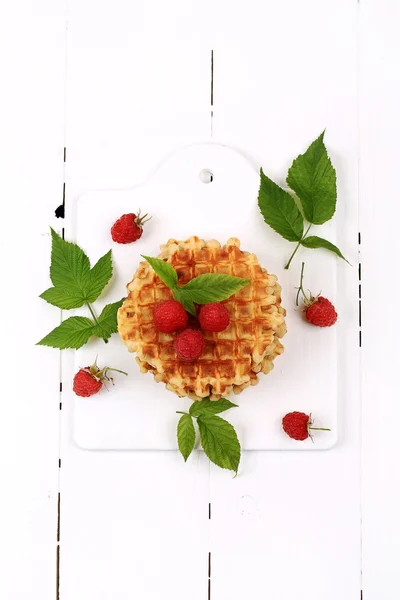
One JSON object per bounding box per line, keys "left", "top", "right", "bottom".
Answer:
{"left": 61, "top": 2, "right": 212, "bottom": 598}
{"left": 0, "top": 1, "right": 66, "bottom": 598}
{"left": 209, "top": 1, "right": 361, "bottom": 598}
{"left": 360, "top": 1, "right": 400, "bottom": 598}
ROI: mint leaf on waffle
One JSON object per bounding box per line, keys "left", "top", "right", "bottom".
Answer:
{"left": 142, "top": 256, "right": 250, "bottom": 309}
{"left": 141, "top": 255, "right": 178, "bottom": 289}
{"left": 181, "top": 273, "right": 250, "bottom": 304}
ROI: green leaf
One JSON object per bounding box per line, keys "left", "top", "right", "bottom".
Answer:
{"left": 37, "top": 316, "right": 95, "bottom": 349}
{"left": 141, "top": 255, "right": 178, "bottom": 289}
{"left": 301, "top": 236, "right": 350, "bottom": 263}
{"left": 197, "top": 414, "right": 241, "bottom": 474}
{"left": 181, "top": 273, "right": 250, "bottom": 304}
{"left": 39, "top": 286, "right": 87, "bottom": 310}
{"left": 190, "top": 397, "right": 238, "bottom": 417}
{"left": 177, "top": 414, "right": 196, "bottom": 462}
{"left": 49, "top": 228, "right": 91, "bottom": 297}
{"left": 92, "top": 299, "right": 125, "bottom": 341}
{"left": 287, "top": 131, "right": 337, "bottom": 225}
{"left": 172, "top": 287, "right": 197, "bottom": 316}
{"left": 258, "top": 169, "right": 304, "bottom": 242}
{"left": 86, "top": 250, "right": 113, "bottom": 303}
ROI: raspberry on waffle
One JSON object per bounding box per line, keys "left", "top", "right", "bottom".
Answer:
{"left": 118, "top": 236, "right": 286, "bottom": 401}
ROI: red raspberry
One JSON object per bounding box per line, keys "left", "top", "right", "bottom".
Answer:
{"left": 296, "top": 262, "right": 338, "bottom": 327}
{"left": 153, "top": 300, "right": 188, "bottom": 333}
{"left": 73, "top": 369, "right": 102, "bottom": 397}
{"left": 111, "top": 209, "right": 151, "bottom": 244}
{"left": 174, "top": 329, "right": 205, "bottom": 361}
{"left": 73, "top": 359, "right": 127, "bottom": 397}
{"left": 282, "top": 411, "right": 330, "bottom": 441}
{"left": 199, "top": 302, "right": 230, "bottom": 332}
{"left": 305, "top": 296, "right": 337, "bottom": 327}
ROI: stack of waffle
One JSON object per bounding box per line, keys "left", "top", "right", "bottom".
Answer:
{"left": 118, "top": 236, "right": 286, "bottom": 401}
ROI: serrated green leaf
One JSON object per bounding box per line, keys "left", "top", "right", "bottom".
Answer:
{"left": 92, "top": 298, "right": 125, "bottom": 341}
{"left": 141, "top": 255, "right": 178, "bottom": 289}
{"left": 177, "top": 414, "right": 196, "bottom": 462}
{"left": 37, "top": 316, "right": 95, "bottom": 349}
{"left": 301, "top": 236, "right": 350, "bottom": 263}
{"left": 181, "top": 273, "right": 250, "bottom": 304}
{"left": 39, "top": 286, "right": 87, "bottom": 310}
{"left": 86, "top": 250, "right": 113, "bottom": 303}
{"left": 287, "top": 131, "right": 337, "bottom": 225}
{"left": 49, "top": 228, "right": 91, "bottom": 296}
{"left": 172, "top": 287, "right": 197, "bottom": 316}
{"left": 258, "top": 169, "right": 304, "bottom": 242}
{"left": 198, "top": 414, "right": 241, "bottom": 474}
{"left": 190, "top": 397, "right": 238, "bottom": 417}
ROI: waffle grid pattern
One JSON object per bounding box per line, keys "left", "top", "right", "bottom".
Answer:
{"left": 118, "top": 237, "right": 286, "bottom": 401}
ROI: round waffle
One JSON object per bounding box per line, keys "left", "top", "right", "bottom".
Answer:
{"left": 118, "top": 236, "right": 286, "bottom": 401}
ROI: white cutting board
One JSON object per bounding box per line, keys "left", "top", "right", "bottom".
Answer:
{"left": 68, "top": 143, "right": 344, "bottom": 450}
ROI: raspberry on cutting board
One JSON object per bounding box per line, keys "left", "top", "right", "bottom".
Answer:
{"left": 296, "top": 262, "right": 338, "bottom": 327}
{"left": 111, "top": 210, "right": 151, "bottom": 244}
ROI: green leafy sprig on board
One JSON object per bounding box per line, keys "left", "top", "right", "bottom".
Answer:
{"left": 37, "top": 228, "right": 124, "bottom": 349}
{"left": 177, "top": 398, "right": 240, "bottom": 474}
{"left": 142, "top": 255, "right": 250, "bottom": 316}
{"left": 258, "top": 131, "right": 349, "bottom": 269}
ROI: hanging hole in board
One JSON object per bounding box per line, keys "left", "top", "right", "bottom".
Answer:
{"left": 199, "top": 169, "right": 214, "bottom": 183}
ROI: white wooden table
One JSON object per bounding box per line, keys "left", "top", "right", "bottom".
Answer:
{"left": 1, "top": 1, "right": 398, "bottom": 598}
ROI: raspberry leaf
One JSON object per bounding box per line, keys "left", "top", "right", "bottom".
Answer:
{"left": 49, "top": 228, "right": 91, "bottom": 297}
{"left": 39, "top": 286, "right": 88, "bottom": 310}
{"left": 181, "top": 273, "right": 250, "bottom": 304}
{"left": 197, "top": 414, "right": 241, "bottom": 474}
{"left": 258, "top": 169, "right": 304, "bottom": 242}
{"left": 141, "top": 255, "right": 178, "bottom": 289}
{"left": 172, "top": 287, "right": 197, "bottom": 316}
{"left": 287, "top": 131, "right": 337, "bottom": 225}
{"left": 190, "top": 397, "right": 238, "bottom": 417}
{"left": 91, "top": 299, "right": 125, "bottom": 341}
{"left": 301, "top": 236, "right": 349, "bottom": 263}
{"left": 177, "top": 414, "right": 196, "bottom": 462}
{"left": 36, "top": 316, "right": 95, "bottom": 349}
{"left": 86, "top": 250, "right": 113, "bottom": 303}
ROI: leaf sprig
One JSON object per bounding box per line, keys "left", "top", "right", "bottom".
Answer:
{"left": 177, "top": 398, "right": 241, "bottom": 474}
{"left": 37, "top": 228, "right": 124, "bottom": 349}
{"left": 258, "top": 131, "right": 349, "bottom": 269}
{"left": 142, "top": 255, "right": 250, "bottom": 316}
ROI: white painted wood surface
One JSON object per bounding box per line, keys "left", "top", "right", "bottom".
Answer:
{"left": 1, "top": 0, "right": 398, "bottom": 599}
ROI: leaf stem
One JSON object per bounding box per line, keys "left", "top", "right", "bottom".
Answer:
{"left": 309, "top": 427, "right": 331, "bottom": 431}
{"left": 176, "top": 411, "right": 189, "bottom": 416}
{"left": 284, "top": 223, "right": 312, "bottom": 270}
{"left": 295, "top": 262, "right": 307, "bottom": 306}
{"left": 86, "top": 302, "right": 108, "bottom": 343}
